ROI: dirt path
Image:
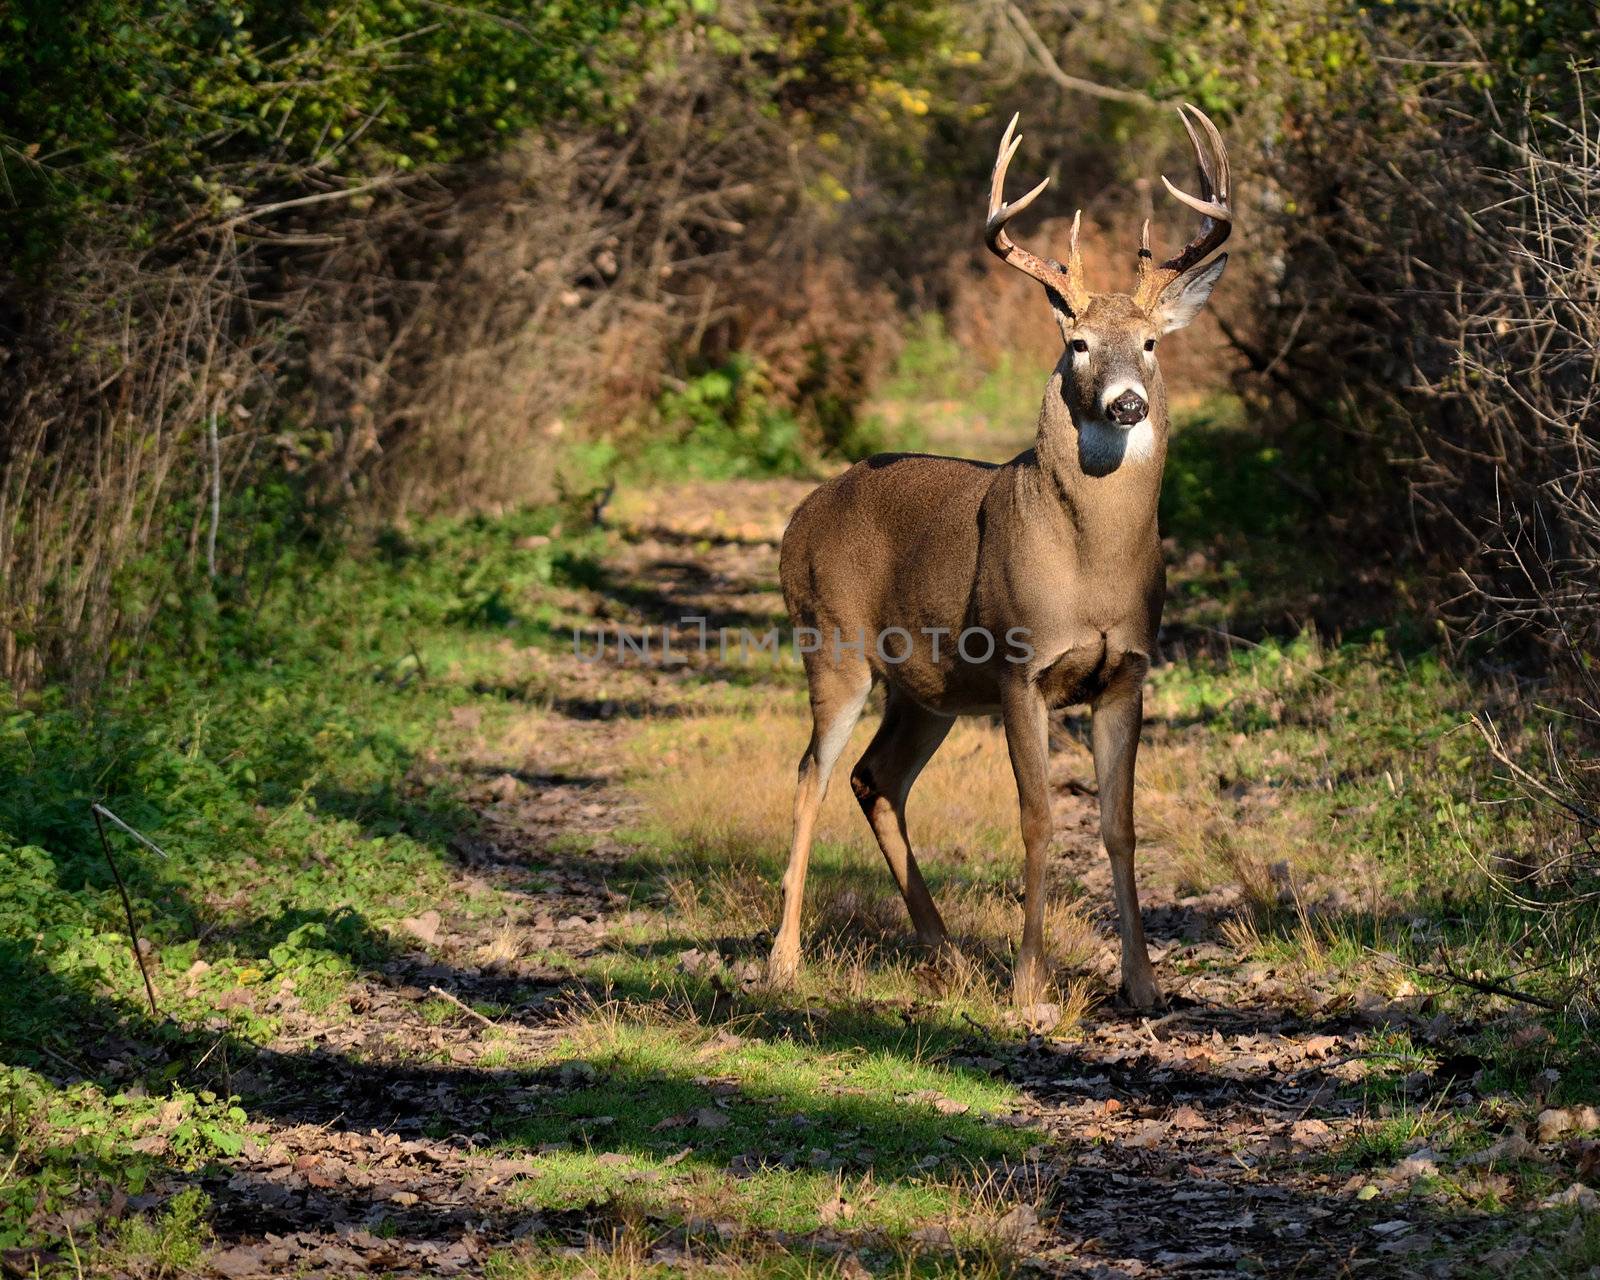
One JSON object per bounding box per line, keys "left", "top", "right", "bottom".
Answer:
{"left": 193, "top": 475, "right": 1507, "bottom": 1280}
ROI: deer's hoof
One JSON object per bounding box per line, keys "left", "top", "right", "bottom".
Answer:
{"left": 1011, "top": 958, "right": 1049, "bottom": 1010}
{"left": 765, "top": 946, "right": 800, "bottom": 990}
{"left": 1119, "top": 970, "right": 1165, "bottom": 1010}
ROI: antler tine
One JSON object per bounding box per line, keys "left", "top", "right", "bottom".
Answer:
{"left": 1135, "top": 103, "right": 1233, "bottom": 307}
{"left": 984, "top": 113, "right": 1088, "bottom": 314}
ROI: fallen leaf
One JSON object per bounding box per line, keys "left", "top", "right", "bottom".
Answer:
{"left": 209, "top": 1245, "right": 268, "bottom": 1277}
{"left": 1510, "top": 1023, "right": 1551, "bottom": 1049}
{"left": 996, "top": 1203, "right": 1039, "bottom": 1240}
{"left": 1017, "top": 1002, "right": 1060, "bottom": 1031}
{"left": 1387, "top": 1148, "right": 1441, "bottom": 1181}
{"left": 1538, "top": 1108, "right": 1574, "bottom": 1142}
{"left": 1291, "top": 1118, "right": 1334, "bottom": 1148}
{"left": 400, "top": 910, "right": 441, "bottom": 946}
{"left": 1458, "top": 1133, "right": 1536, "bottom": 1167}
{"left": 1125, "top": 1119, "right": 1169, "bottom": 1149}
{"left": 1169, "top": 1105, "right": 1206, "bottom": 1130}
{"left": 2, "top": 1249, "right": 64, "bottom": 1279}
{"left": 693, "top": 1106, "right": 730, "bottom": 1130}
{"left": 1541, "top": 1182, "right": 1598, "bottom": 1212}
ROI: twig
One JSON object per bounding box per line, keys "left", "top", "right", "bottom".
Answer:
{"left": 1139, "top": 1008, "right": 1200, "bottom": 1039}
{"left": 427, "top": 984, "right": 499, "bottom": 1029}
{"left": 207, "top": 177, "right": 400, "bottom": 231}
{"left": 206, "top": 405, "right": 221, "bottom": 579}
{"left": 91, "top": 805, "right": 161, "bottom": 1019}
{"left": 1375, "top": 944, "right": 1574, "bottom": 1012}
{"left": 90, "top": 804, "right": 172, "bottom": 860}
{"left": 31, "top": 1039, "right": 90, "bottom": 1079}
{"left": 1001, "top": 2, "right": 1156, "bottom": 106}
{"left": 1473, "top": 713, "right": 1600, "bottom": 830}
{"left": 1433, "top": 953, "right": 1572, "bottom": 1012}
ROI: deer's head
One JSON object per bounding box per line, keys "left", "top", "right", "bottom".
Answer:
{"left": 985, "top": 105, "right": 1231, "bottom": 442}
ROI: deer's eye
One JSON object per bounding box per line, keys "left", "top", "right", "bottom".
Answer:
{"left": 1144, "top": 339, "right": 1157, "bottom": 353}
{"left": 1071, "top": 339, "right": 1089, "bottom": 354}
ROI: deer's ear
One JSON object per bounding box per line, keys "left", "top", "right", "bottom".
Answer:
{"left": 1154, "top": 254, "right": 1227, "bottom": 333}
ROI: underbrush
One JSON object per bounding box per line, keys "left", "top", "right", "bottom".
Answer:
{"left": 0, "top": 498, "right": 606, "bottom": 1260}
{"left": 561, "top": 351, "right": 923, "bottom": 497}
{"left": 1148, "top": 628, "right": 1600, "bottom": 1071}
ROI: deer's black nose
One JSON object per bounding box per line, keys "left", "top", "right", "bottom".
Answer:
{"left": 1108, "top": 390, "right": 1148, "bottom": 426}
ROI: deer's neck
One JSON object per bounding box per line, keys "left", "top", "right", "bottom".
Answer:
{"left": 1031, "top": 370, "right": 1165, "bottom": 561}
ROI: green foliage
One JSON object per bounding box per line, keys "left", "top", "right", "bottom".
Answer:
{"left": 0, "top": 0, "right": 660, "bottom": 266}
{"left": 0, "top": 1068, "right": 241, "bottom": 1249}
{"left": 882, "top": 314, "right": 979, "bottom": 404}
{"left": 0, "top": 492, "right": 601, "bottom": 1061}
{"left": 1161, "top": 398, "right": 1304, "bottom": 543}
{"left": 0, "top": 490, "right": 617, "bottom": 1258}
{"left": 1440, "top": 0, "right": 1600, "bottom": 98}
{"left": 653, "top": 358, "right": 809, "bottom": 479}
{"left": 0, "top": 0, "right": 970, "bottom": 270}
{"left": 112, "top": 1187, "right": 212, "bottom": 1275}
{"left": 1150, "top": 0, "right": 1373, "bottom": 117}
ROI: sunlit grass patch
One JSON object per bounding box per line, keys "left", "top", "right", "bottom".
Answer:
{"left": 488, "top": 1003, "right": 1043, "bottom": 1247}
{"left": 487, "top": 1216, "right": 1025, "bottom": 1279}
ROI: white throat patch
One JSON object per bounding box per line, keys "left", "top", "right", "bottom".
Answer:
{"left": 1076, "top": 416, "right": 1156, "bottom": 470}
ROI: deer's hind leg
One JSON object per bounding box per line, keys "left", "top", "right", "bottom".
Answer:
{"left": 767, "top": 659, "right": 871, "bottom": 987}
{"left": 850, "top": 689, "right": 955, "bottom": 950}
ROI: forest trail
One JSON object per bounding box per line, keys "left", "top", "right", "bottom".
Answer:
{"left": 183, "top": 455, "right": 1516, "bottom": 1279}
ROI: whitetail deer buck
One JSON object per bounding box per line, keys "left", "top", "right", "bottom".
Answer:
{"left": 767, "top": 105, "right": 1232, "bottom": 1009}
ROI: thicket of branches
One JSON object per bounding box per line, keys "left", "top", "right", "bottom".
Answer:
{"left": 1192, "top": 0, "right": 1600, "bottom": 921}
{"left": 0, "top": 2, "right": 969, "bottom": 691}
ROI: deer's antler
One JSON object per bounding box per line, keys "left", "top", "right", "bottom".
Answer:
{"left": 985, "top": 113, "right": 1090, "bottom": 315}
{"left": 1134, "top": 103, "right": 1233, "bottom": 309}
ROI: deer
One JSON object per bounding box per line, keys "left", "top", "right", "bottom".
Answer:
{"left": 765, "top": 105, "right": 1232, "bottom": 1009}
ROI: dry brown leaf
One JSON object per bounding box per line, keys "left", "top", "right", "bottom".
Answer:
{"left": 400, "top": 910, "right": 441, "bottom": 946}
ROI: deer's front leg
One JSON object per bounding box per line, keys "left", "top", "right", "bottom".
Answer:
{"left": 1092, "top": 684, "right": 1162, "bottom": 1008}
{"left": 1001, "top": 679, "right": 1052, "bottom": 1007}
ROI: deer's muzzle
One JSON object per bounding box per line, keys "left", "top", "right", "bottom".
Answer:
{"left": 1107, "top": 389, "right": 1148, "bottom": 427}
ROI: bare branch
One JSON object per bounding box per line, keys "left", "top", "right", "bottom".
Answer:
{"left": 1001, "top": 2, "right": 1156, "bottom": 106}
